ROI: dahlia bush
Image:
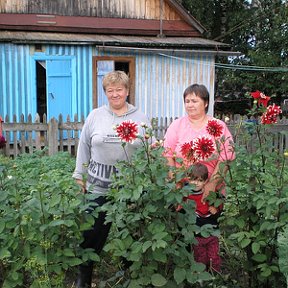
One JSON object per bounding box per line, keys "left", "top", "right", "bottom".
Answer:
{"left": 220, "top": 91, "right": 288, "bottom": 287}
{"left": 96, "top": 90, "right": 287, "bottom": 288}
{"left": 100, "top": 119, "right": 235, "bottom": 288}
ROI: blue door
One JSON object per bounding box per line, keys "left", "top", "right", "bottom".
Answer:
{"left": 47, "top": 59, "right": 72, "bottom": 120}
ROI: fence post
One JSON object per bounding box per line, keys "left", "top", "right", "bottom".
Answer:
{"left": 48, "top": 118, "right": 58, "bottom": 155}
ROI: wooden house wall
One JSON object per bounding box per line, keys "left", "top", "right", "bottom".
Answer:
{"left": 0, "top": 43, "right": 215, "bottom": 122}
{"left": 0, "top": 0, "right": 181, "bottom": 20}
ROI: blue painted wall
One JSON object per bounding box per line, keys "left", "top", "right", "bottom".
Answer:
{"left": 0, "top": 43, "right": 215, "bottom": 122}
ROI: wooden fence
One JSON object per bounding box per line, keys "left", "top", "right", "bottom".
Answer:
{"left": 0, "top": 114, "right": 287, "bottom": 158}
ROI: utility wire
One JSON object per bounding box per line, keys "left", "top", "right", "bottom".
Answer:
{"left": 215, "top": 63, "right": 288, "bottom": 72}
{"left": 159, "top": 53, "right": 288, "bottom": 72}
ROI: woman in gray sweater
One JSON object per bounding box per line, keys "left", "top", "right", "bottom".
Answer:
{"left": 73, "top": 71, "right": 152, "bottom": 288}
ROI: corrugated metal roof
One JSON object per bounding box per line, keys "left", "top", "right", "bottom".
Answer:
{"left": 0, "top": 31, "right": 230, "bottom": 50}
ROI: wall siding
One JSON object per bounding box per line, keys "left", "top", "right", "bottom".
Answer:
{"left": 0, "top": 43, "right": 215, "bottom": 122}
{"left": 96, "top": 49, "right": 215, "bottom": 118}
{"left": 0, "top": 0, "right": 181, "bottom": 20}
{"left": 0, "top": 43, "right": 31, "bottom": 119}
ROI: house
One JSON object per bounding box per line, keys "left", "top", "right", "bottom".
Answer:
{"left": 0, "top": 0, "right": 238, "bottom": 123}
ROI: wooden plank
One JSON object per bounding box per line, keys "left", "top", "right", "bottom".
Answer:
{"left": 0, "top": 14, "right": 200, "bottom": 37}
{"left": 58, "top": 114, "right": 64, "bottom": 152}
{"left": 13, "top": 115, "right": 18, "bottom": 157}
{"left": 48, "top": 118, "right": 58, "bottom": 155}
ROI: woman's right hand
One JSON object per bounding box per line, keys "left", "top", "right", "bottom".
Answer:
{"left": 76, "top": 179, "right": 86, "bottom": 193}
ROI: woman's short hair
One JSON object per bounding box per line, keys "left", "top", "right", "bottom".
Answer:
{"left": 183, "top": 84, "right": 210, "bottom": 113}
{"left": 102, "top": 71, "right": 130, "bottom": 91}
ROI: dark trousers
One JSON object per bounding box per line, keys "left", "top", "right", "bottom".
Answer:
{"left": 81, "top": 195, "right": 112, "bottom": 253}
{"left": 77, "top": 195, "right": 112, "bottom": 288}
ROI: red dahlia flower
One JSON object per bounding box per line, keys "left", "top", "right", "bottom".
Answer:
{"left": 206, "top": 119, "right": 223, "bottom": 138}
{"left": 192, "top": 136, "right": 215, "bottom": 161}
{"left": 116, "top": 120, "right": 138, "bottom": 143}
{"left": 261, "top": 104, "right": 282, "bottom": 124}
{"left": 180, "top": 141, "right": 197, "bottom": 163}
{"left": 250, "top": 90, "right": 270, "bottom": 107}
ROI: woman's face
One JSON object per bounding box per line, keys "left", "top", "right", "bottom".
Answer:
{"left": 184, "top": 93, "right": 207, "bottom": 118}
{"left": 105, "top": 83, "right": 129, "bottom": 110}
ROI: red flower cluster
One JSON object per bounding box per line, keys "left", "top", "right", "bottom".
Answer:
{"left": 115, "top": 120, "right": 138, "bottom": 143}
{"left": 250, "top": 90, "right": 271, "bottom": 107}
{"left": 206, "top": 119, "right": 223, "bottom": 138}
{"left": 261, "top": 104, "right": 282, "bottom": 124}
{"left": 181, "top": 136, "right": 215, "bottom": 163}
{"left": 0, "top": 116, "right": 6, "bottom": 149}
{"left": 0, "top": 135, "right": 6, "bottom": 149}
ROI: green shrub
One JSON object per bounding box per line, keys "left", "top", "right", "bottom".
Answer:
{"left": 221, "top": 104, "right": 288, "bottom": 287}
{"left": 102, "top": 128, "right": 214, "bottom": 288}
{"left": 0, "top": 151, "right": 98, "bottom": 288}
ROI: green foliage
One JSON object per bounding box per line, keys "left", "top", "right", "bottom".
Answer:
{"left": 221, "top": 104, "right": 288, "bottom": 287}
{"left": 278, "top": 225, "right": 288, "bottom": 287}
{"left": 102, "top": 130, "right": 214, "bottom": 287}
{"left": 1, "top": 109, "right": 288, "bottom": 287}
{"left": 182, "top": 0, "right": 288, "bottom": 112}
{"left": 0, "top": 152, "right": 98, "bottom": 288}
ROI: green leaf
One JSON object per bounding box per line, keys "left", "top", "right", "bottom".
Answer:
{"left": 50, "top": 194, "right": 61, "bottom": 207}
{"left": 11, "top": 271, "right": 19, "bottom": 281}
{"left": 66, "top": 257, "right": 83, "bottom": 266}
{"left": 260, "top": 221, "right": 271, "bottom": 231}
{"left": 152, "top": 249, "right": 167, "bottom": 263}
{"left": 174, "top": 267, "right": 186, "bottom": 284}
{"left": 142, "top": 241, "right": 152, "bottom": 252}
{"left": 89, "top": 253, "right": 100, "bottom": 262}
{"left": 252, "top": 242, "right": 260, "bottom": 254}
{"left": 127, "top": 279, "right": 141, "bottom": 288}
{"left": 152, "top": 231, "right": 168, "bottom": 240}
{"left": 260, "top": 267, "right": 272, "bottom": 277}
{"left": 0, "top": 248, "right": 11, "bottom": 259}
{"left": 0, "top": 221, "right": 5, "bottom": 233}
{"left": 63, "top": 249, "right": 75, "bottom": 257}
{"left": 240, "top": 238, "right": 251, "bottom": 248}
{"left": 49, "top": 219, "right": 65, "bottom": 227}
{"left": 132, "top": 185, "right": 143, "bottom": 200}
{"left": 151, "top": 273, "right": 167, "bottom": 287}
{"left": 252, "top": 253, "right": 267, "bottom": 262}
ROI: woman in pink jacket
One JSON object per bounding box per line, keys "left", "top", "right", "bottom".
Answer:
{"left": 163, "top": 83, "right": 235, "bottom": 200}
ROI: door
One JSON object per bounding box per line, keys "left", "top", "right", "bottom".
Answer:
{"left": 46, "top": 59, "right": 72, "bottom": 120}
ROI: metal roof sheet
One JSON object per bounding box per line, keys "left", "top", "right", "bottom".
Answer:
{"left": 0, "top": 31, "right": 233, "bottom": 51}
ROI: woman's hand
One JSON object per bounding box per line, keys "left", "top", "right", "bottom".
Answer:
{"left": 76, "top": 179, "right": 86, "bottom": 193}
{"left": 201, "top": 181, "right": 216, "bottom": 203}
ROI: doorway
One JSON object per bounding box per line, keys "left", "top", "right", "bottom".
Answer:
{"left": 33, "top": 57, "right": 73, "bottom": 121}
{"left": 36, "top": 61, "right": 47, "bottom": 121}
{"left": 93, "top": 56, "right": 135, "bottom": 108}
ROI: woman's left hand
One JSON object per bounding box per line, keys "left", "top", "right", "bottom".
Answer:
{"left": 201, "top": 181, "right": 216, "bottom": 203}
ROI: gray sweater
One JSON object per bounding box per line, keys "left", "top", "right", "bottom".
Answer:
{"left": 72, "top": 104, "right": 151, "bottom": 194}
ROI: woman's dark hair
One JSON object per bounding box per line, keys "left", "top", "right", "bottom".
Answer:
{"left": 183, "top": 84, "right": 209, "bottom": 113}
